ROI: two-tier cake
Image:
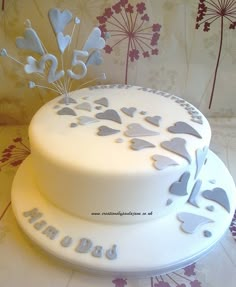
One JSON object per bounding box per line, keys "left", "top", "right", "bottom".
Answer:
{"left": 11, "top": 85, "right": 236, "bottom": 276}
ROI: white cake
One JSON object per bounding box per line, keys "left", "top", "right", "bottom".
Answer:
{"left": 11, "top": 85, "right": 236, "bottom": 276}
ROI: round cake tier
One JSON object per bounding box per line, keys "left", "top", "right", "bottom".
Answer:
{"left": 29, "top": 85, "right": 211, "bottom": 224}
{"left": 11, "top": 151, "right": 236, "bottom": 276}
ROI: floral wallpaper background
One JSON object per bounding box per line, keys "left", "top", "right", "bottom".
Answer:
{"left": 0, "top": 0, "right": 236, "bottom": 124}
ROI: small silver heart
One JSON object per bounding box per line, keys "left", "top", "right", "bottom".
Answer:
{"left": 0, "top": 48, "right": 7, "bottom": 56}
{"left": 130, "top": 138, "right": 155, "bottom": 151}
{"left": 58, "top": 97, "right": 77, "bottom": 104}
{"left": 121, "top": 107, "right": 137, "bottom": 117}
{"left": 94, "top": 97, "right": 109, "bottom": 107}
{"left": 145, "top": 116, "right": 161, "bottom": 127}
{"left": 75, "top": 17, "right": 80, "bottom": 24}
{"left": 28, "top": 81, "right": 36, "bottom": 88}
{"left": 78, "top": 116, "right": 99, "bottom": 125}
{"left": 96, "top": 109, "right": 121, "bottom": 124}
{"left": 57, "top": 32, "right": 71, "bottom": 53}
{"left": 24, "top": 19, "right": 32, "bottom": 28}
{"left": 75, "top": 102, "right": 92, "bottom": 112}
{"left": 57, "top": 107, "right": 76, "bottom": 116}
{"left": 97, "top": 126, "right": 120, "bottom": 136}
{"left": 125, "top": 123, "right": 159, "bottom": 137}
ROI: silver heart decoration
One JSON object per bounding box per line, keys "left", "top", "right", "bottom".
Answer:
{"left": 96, "top": 109, "right": 122, "bottom": 124}
{"left": 28, "top": 81, "right": 36, "bottom": 88}
{"left": 58, "top": 97, "right": 77, "bottom": 104}
{"left": 57, "top": 107, "right": 76, "bottom": 116}
{"left": 168, "top": 121, "right": 202, "bottom": 138}
{"left": 78, "top": 116, "right": 99, "bottom": 125}
{"left": 48, "top": 8, "right": 73, "bottom": 35}
{"left": 202, "top": 188, "right": 230, "bottom": 213}
{"left": 161, "top": 137, "right": 191, "bottom": 163}
{"left": 188, "top": 180, "right": 202, "bottom": 207}
{"left": 16, "top": 28, "right": 44, "bottom": 55}
{"left": 25, "top": 54, "right": 64, "bottom": 83}
{"left": 75, "top": 102, "right": 92, "bottom": 112}
{"left": 24, "top": 56, "right": 43, "bottom": 74}
{"left": 195, "top": 146, "right": 208, "bottom": 179}
{"left": 83, "top": 27, "right": 105, "bottom": 51}
{"left": 121, "top": 107, "right": 137, "bottom": 117}
{"left": 86, "top": 50, "right": 103, "bottom": 66}
{"left": 0, "top": 48, "right": 7, "bottom": 56}
{"left": 145, "top": 116, "right": 161, "bottom": 127}
{"left": 169, "top": 172, "right": 190, "bottom": 196}
{"left": 75, "top": 17, "right": 80, "bottom": 24}
{"left": 24, "top": 19, "right": 31, "bottom": 28}
{"left": 57, "top": 32, "right": 71, "bottom": 54}
{"left": 125, "top": 123, "right": 159, "bottom": 137}
{"left": 97, "top": 126, "right": 120, "bottom": 136}
{"left": 152, "top": 154, "right": 178, "bottom": 170}
{"left": 177, "top": 212, "right": 214, "bottom": 234}
{"left": 94, "top": 97, "right": 109, "bottom": 107}
{"left": 130, "top": 138, "right": 155, "bottom": 151}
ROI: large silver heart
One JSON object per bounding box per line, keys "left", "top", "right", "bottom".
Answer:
{"left": 202, "top": 188, "right": 230, "bottom": 213}
{"left": 96, "top": 109, "right": 121, "bottom": 124}
{"left": 161, "top": 137, "right": 191, "bottom": 163}
{"left": 169, "top": 172, "right": 190, "bottom": 196}
{"left": 16, "top": 28, "right": 44, "bottom": 55}
{"left": 168, "top": 121, "right": 202, "bottom": 138}
{"left": 83, "top": 27, "right": 105, "bottom": 51}
{"left": 48, "top": 8, "right": 73, "bottom": 34}
{"left": 177, "top": 212, "right": 214, "bottom": 234}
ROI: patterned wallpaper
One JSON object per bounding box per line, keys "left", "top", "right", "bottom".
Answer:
{"left": 0, "top": 0, "right": 236, "bottom": 124}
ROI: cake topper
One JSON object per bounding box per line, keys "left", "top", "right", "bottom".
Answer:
{"left": 0, "top": 8, "right": 106, "bottom": 104}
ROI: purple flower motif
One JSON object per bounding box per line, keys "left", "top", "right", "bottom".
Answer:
{"left": 190, "top": 279, "right": 202, "bottom": 287}
{"left": 112, "top": 278, "right": 127, "bottom": 287}
{"left": 97, "top": 0, "right": 161, "bottom": 84}
{"left": 0, "top": 137, "right": 30, "bottom": 171}
{"left": 154, "top": 281, "right": 171, "bottom": 287}
{"left": 195, "top": 0, "right": 236, "bottom": 108}
{"left": 183, "top": 263, "right": 196, "bottom": 276}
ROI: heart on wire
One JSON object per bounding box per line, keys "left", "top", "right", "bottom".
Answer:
{"left": 57, "top": 32, "right": 71, "bottom": 54}
{"left": 16, "top": 28, "right": 44, "bottom": 55}
{"left": 83, "top": 27, "right": 105, "bottom": 51}
{"left": 48, "top": 8, "right": 73, "bottom": 35}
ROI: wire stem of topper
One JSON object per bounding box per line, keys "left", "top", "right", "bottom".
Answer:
{"left": 0, "top": 8, "right": 106, "bottom": 104}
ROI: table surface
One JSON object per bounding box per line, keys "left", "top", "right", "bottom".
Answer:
{"left": 1, "top": 119, "right": 236, "bottom": 287}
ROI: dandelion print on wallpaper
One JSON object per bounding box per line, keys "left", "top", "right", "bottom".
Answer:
{"left": 97, "top": 0, "right": 161, "bottom": 84}
{"left": 195, "top": 0, "right": 236, "bottom": 109}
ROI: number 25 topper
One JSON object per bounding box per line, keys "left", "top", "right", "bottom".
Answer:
{"left": 0, "top": 8, "right": 106, "bottom": 104}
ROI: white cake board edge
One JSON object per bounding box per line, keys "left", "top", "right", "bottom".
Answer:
{"left": 11, "top": 151, "right": 236, "bottom": 277}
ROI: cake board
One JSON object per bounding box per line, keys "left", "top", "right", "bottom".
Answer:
{"left": 11, "top": 150, "right": 236, "bottom": 277}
